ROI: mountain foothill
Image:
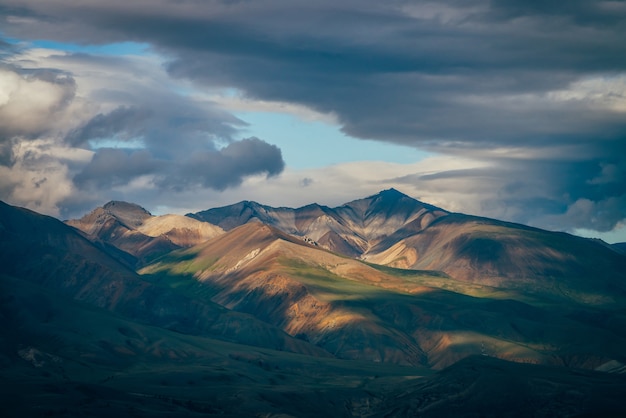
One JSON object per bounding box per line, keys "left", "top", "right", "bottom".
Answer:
{"left": 2, "top": 189, "right": 626, "bottom": 417}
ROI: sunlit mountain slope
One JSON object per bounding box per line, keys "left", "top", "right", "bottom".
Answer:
{"left": 141, "top": 222, "right": 626, "bottom": 370}
{"left": 189, "top": 188, "right": 447, "bottom": 257}
{"left": 0, "top": 200, "right": 328, "bottom": 356}
{"left": 68, "top": 200, "right": 223, "bottom": 266}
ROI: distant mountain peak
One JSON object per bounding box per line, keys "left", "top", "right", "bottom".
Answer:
{"left": 103, "top": 200, "right": 152, "bottom": 216}
{"left": 100, "top": 201, "right": 152, "bottom": 229}
{"left": 376, "top": 188, "right": 409, "bottom": 199}
{"left": 342, "top": 188, "right": 444, "bottom": 215}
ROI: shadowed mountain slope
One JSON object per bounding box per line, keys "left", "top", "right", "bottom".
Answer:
{"left": 372, "top": 355, "right": 626, "bottom": 418}
{"left": 0, "top": 269, "right": 432, "bottom": 417}
{"left": 68, "top": 200, "right": 223, "bottom": 266}
{"left": 612, "top": 242, "right": 626, "bottom": 254}
{"left": 3, "top": 268, "right": 626, "bottom": 418}
{"left": 0, "top": 201, "right": 329, "bottom": 356}
{"left": 7, "top": 272, "right": 623, "bottom": 418}
{"left": 142, "top": 222, "right": 626, "bottom": 370}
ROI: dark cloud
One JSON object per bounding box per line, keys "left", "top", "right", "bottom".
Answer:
{"left": 66, "top": 106, "right": 152, "bottom": 147}
{"left": 73, "top": 148, "right": 160, "bottom": 189}
{"left": 393, "top": 153, "right": 626, "bottom": 232}
{"left": 0, "top": 48, "right": 285, "bottom": 216}
{"left": 74, "top": 137, "right": 284, "bottom": 193}
{"left": 53, "top": 52, "right": 247, "bottom": 159}
{"left": 0, "top": 0, "right": 625, "bottom": 233}
{"left": 64, "top": 91, "right": 286, "bottom": 193}
{"left": 486, "top": 0, "right": 626, "bottom": 26}
{"left": 159, "top": 137, "right": 284, "bottom": 191}
{"left": 0, "top": 139, "right": 15, "bottom": 166}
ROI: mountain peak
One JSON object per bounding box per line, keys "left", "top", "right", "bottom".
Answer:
{"left": 100, "top": 201, "right": 152, "bottom": 228}
{"left": 344, "top": 188, "right": 443, "bottom": 214}
{"left": 103, "top": 200, "right": 152, "bottom": 215}
{"left": 369, "top": 188, "right": 446, "bottom": 213}
{"left": 376, "top": 188, "right": 408, "bottom": 199}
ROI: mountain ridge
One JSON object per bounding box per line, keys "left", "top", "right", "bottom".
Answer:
{"left": 188, "top": 188, "right": 449, "bottom": 257}
{"left": 4, "top": 195, "right": 626, "bottom": 416}
{"left": 182, "top": 190, "right": 626, "bottom": 304}
{"left": 64, "top": 190, "right": 626, "bottom": 305}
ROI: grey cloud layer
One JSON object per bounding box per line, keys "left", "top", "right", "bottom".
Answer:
{"left": 75, "top": 138, "right": 283, "bottom": 191}
{"left": 1, "top": 0, "right": 625, "bottom": 233}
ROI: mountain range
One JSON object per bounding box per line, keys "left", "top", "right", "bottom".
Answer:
{"left": 2, "top": 189, "right": 626, "bottom": 416}
{"left": 189, "top": 188, "right": 448, "bottom": 258}
{"left": 189, "top": 189, "right": 626, "bottom": 304}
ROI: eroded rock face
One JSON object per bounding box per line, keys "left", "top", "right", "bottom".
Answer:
{"left": 189, "top": 188, "right": 448, "bottom": 257}
{"left": 366, "top": 214, "right": 626, "bottom": 304}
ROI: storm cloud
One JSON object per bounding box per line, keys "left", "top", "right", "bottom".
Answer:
{"left": 0, "top": 0, "right": 624, "bottom": 236}
{"left": 160, "top": 137, "right": 285, "bottom": 191}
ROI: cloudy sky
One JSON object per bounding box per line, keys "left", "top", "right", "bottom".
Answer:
{"left": 1, "top": 0, "right": 625, "bottom": 242}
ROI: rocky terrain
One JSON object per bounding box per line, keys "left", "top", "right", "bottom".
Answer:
{"left": 189, "top": 188, "right": 448, "bottom": 258}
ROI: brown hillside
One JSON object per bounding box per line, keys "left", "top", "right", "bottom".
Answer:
{"left": 142, "top": 222, "right": 626, "bottom": 370}
{"left": 366, "top": 214, "right": 626, "bottom": 305}
{"left": 68, "top": 201, "right": 223, "bottom": 266}
{"left": 0, "top": 201, "right": 328, "bottom": 357}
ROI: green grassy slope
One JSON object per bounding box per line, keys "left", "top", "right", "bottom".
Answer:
{"left": 140, "top": 223, "right": 626, "bottom": 370}
{"left": 0, "top": 273, "right": 431, "bottom": 417}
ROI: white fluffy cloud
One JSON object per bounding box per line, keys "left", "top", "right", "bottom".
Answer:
{"left": 0, "top": 67, "right": 73, "bottom": 138}
{"left": 0, "top": 139, "right": 91, "bottom": 216}
{"left": 0, "top": 46, "right": 285, "bottom": 217}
